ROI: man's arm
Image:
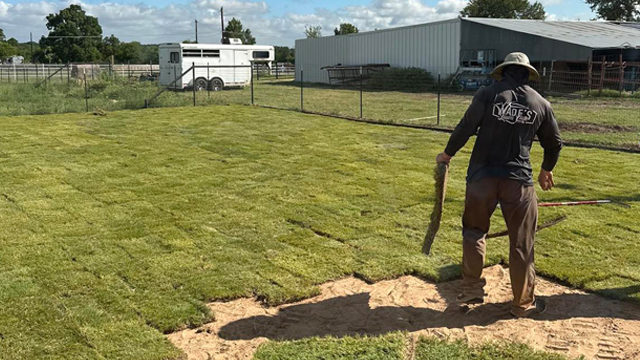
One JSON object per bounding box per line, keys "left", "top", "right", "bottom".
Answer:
{"left": 536, "top": 107, "right": 562, "bottom": 190}
{"left": 437, "top": 88, "right": 488, "bottom": 163}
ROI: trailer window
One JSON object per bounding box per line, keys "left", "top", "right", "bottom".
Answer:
{"left": 169, "top": 52, "right": 179, "bottom": 63}
{"left": 182, "top": 49, "right": 202, "bottom": 57}
{"left": 252, "top": 51, "right": 270, "bottom": 59}
{"left": 203, "top": 50, "right": 220, "bottom": 58}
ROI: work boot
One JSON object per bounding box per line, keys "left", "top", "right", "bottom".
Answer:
{"left": 511, "top": 298, "right": 546, "bottom": 318}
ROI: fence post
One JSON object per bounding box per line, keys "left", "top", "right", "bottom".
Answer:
{"left": 587, "top": 57, "right": 592, "bottom": 96}
{"left": 275, "top": 62, "right": 279, "bottom": 80}
{"left": 174, "top": 64, "right": 177, "bottom": 90}
{"left": 251, "top": 62, "right": 255, "bottom": 105}
{"left": 256, "top": 63, "right": 260, "bottom": 81}
{"left": 67, "top": 63, "right": 70, "bottom": 84}
{"left": 599, "top": 56, "right": 605, "bottom": 95}
{"left": 547, "top": 60, "right": 554, "bottom": 92}
{"left": 192, "top": 63, "right": 196, "bottom": 106}
{"left": 300, "top": 68, "right": 304, "bottom": 112}
{"left": 128, "top": 61, "right": 131, "bottom": 79}
{"left": 207, "top": 62, "right": 210, "bottom": 99}
{"left": 437, "top": 73, "right": 441, "bottom": 126}
{"left": 619, "top": 53, "right": 624, "bottom": 94}
{"left": 84, "top": 71, "right": 89, "bottom": 112}
{"left": 23, "top": 67, "right": 27, "bottom": 83}
{"left": 359, "top": 66, "right": 363, "bottom": 118}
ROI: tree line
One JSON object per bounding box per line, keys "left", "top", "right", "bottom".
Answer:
{"left": 1, "top": 4, "right": 295, "bottom": 64}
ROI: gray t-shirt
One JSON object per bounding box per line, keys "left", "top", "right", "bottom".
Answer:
{"left": 444, "top": 76, "right": 562, "bottom": 185}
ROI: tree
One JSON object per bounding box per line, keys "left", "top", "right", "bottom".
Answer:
{"left": 0, "top": 42, "right": 18, "bottom": 59}
{"left": 334, "top": 23, "right": 359, "bottom": 35}
{"left": 304, "top": 25, "right": 322, "bottom": 38}
{"left": 461, "top": 0, "right": 546, "bottom": 19}
{"left": 0, "top": 29, "right": 18, "bottom": 58}
{"left": 585, "top": 0, "right": 640, "bottom": 20}
{"left": 224, "top": 18, "right": 256, "bottom": 45}
{"left": 39, "top": 4, "right": 103, "bottom": 63}
{"left": 274, "top": 46, "right": 295, "bottom": 63}
{"left": 139, "top": 45, "right": 158, "bottom": 64}
{"left": 100, "top": 34, "right": 121, "bottom": 60}
{"left": 116, "top": 41, "right": 142, "bottom": 63}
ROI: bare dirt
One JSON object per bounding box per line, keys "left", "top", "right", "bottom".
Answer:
{"left": 558, "top": 122, "right": 636, "bottom": 133}
{"left": 168, "top": 265, "right": 640, "bottom": 360}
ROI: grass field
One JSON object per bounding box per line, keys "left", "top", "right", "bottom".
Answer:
{"left": 254, "top": 333, "right": 567, "bottom": 360}
{"left": 0, "top": 104, "right": 638, "bottom": 359}
{"left": 1, "top": 78, "right": 638, "bottom": 150}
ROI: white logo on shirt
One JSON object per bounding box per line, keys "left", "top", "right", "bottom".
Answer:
{"left": 492, "top": 102, "right": 537, "bottom": 125}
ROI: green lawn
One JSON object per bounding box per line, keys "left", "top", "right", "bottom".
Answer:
{"left": 414, "top": 337, "right": 567, "bottom": 360}
{"left": 1, "top": 78, "right": 638, "bottom": 149}
{"left": 254, "top": 333, "right": 568, "bottom": 360}
{"left": 254, "top": 332, "right": 407, "bottom": 360}
{"left": 0, "top": 104, "right": 638, "bottom": 359}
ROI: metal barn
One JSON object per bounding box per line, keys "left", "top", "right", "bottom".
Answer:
{"left": 295, "top": 17, "right": 640, "bottom": 83}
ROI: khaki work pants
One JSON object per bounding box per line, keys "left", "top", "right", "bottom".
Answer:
{"left": 461, "top": 177, "right": 538, "bottom": 315}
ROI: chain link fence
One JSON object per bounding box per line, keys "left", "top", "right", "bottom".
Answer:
{"left": 0, "top": 60, "right": 638, "bottom": 151}
{"left": 537, "top": 59, "right": 640, "bottom": 96}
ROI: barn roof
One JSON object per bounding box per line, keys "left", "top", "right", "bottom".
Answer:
{"left": 463, "top": 17, "right": 640, "bottom": 49}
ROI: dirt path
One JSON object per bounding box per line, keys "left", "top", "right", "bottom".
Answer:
{"left": 168, "top": 265, "right": 640, "bottom": 360}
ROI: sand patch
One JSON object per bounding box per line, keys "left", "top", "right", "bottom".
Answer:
{"left": 168, "top": 265, "right": 640, "bottom": 360}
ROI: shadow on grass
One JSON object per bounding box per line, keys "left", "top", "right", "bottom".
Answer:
{"left": 218, "top": 290, "right": 640, "bottom": 341}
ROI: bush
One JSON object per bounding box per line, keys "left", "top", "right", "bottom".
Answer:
{"left": 576, "top": 88, "right": 640, "bottom": 98}
{"left": 366, "top": 67, "right": 435, "bottom": 92}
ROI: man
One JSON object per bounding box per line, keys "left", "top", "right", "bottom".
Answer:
{"left": 436, "top": 52, "right": 562, "bottom": 317}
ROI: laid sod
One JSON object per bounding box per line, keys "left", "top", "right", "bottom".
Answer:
{"left": 1, "top": 79, "right": 639, "bottom": 149}
{"left": 415, "top": 337, "right": 567, "bottom": 360}
{"left": 254, "top": 332, "right": 407, "bottom": 360}
{"left": 0, "top": 104, "right": 638, "bottom": 359}
{"left": 253, "top": 333, "right": 568, "bottom": 360}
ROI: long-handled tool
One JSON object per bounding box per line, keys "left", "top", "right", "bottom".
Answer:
{"left": 487, "top": 215, "right": 567, "bottom": 239}
{"left": 422, "top": 162, "right": 449, "bottom": 255}
{"left": 538, "top": 199, "right": 630, "bottom": 208}
{"left": 539, "top": 200, "right": 610, "bottom": 207}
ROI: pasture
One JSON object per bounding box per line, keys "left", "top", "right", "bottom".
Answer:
{"left": 0, "top": 104, "right": 638, "bottom": 359}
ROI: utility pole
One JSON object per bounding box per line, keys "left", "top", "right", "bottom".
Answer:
{"left": 220, "top": 7, "right": 225, "bottom": 44}
{"left": 195, "top": 19, "right": 198, "bottom": 43}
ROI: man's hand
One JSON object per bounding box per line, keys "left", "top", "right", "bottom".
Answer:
{"left": 538, "top": 169, "right": 554, "bottom": 191}
{"left": 436, "top": 152, "right": 452, "bottom": 164}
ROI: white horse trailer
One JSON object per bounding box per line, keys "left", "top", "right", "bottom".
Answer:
{"left": 158, "top": 43, "right": 274, "bottom": 90}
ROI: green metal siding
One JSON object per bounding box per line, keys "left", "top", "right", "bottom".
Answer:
{"left": 460, "top": 20, "right": 593, "bottom": 63}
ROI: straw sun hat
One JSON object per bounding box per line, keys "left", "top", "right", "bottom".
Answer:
{"left": 491, "top": 52, "right": 540, "bottom": 82}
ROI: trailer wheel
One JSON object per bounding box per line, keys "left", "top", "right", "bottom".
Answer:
{"left": 210, "top": 78, "right": 224, "bottom": 91}
{"left": 194, "top": 77, "right": 208, "bottom": 91}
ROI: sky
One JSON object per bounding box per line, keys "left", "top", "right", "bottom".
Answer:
{"left": 0, "top": 0, "right": 597, "bottom": 46}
